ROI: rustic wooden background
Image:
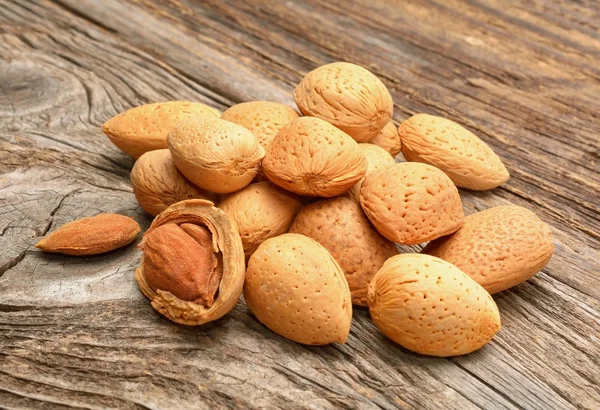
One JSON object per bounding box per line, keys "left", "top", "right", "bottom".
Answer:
{"left": 1, "top": 0, "right": 599, "bottom": 409}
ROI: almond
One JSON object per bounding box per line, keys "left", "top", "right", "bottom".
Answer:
{"left": 131, "top": 149, "right": 217, "bottom": 216}
{"left": 220, "top": 101, "right": 299, "bottom": 150}
{"left": 262, "top": 116, "right": 367, "bottom": 197}
{"left": 35, "top": 214, "right": 140, "bottom": 255}
{"left": 244, "top": 233, "right": 352, "bottom": 345}
{"left": 360, "top": 162, "right": 464, "bottom": 245}
{"left": 368, "top": 253, "right": 501, "bottom": 357}
{"left": 102, "top": 101, "right": 220, "bottom": 159}
{"left": 348, "top": 143, "right": 395, "bottom": 202}
{"left": 294, "top": 62, "right": 393, "bottom": 142}
{"left": 370, "top": 121, "right": 402, "bottom": 157}
{"left": 289, "top": 197, "right": 397, "bottom": 306}
{"left": 218, "top": 181, "right": 302, "bottom": 260}
{"left": 398, "top": 114, "right": 509, "bottom": 190}
{"left": 136, "top": 199, "right": 245, "bottom": 325}
{"left": 168, "top": 117, "right": 265, "bottom": 194}
{"left": 423, "top": 206, "right": 554, "bottom": 294}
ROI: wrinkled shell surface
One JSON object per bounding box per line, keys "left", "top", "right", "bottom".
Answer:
{"left": 131, "top": 149, "right": 216, "bottom": 216}
{"left": 289, "top": 197, "right": 397, "bottom": 306}
{"left": 220, "top": 101, "right": 299, "bottom": 150}
{"left": 370, "top": 121, "right": 402, "bottom": 157}
{"left": 262, "top": 116, "right": 367, "bottom": 197}
{"left": 136, "top": 199, "right": 245, "bottom": 325}
{"left": 348, "top": 143, "right": 395, "bottom": 202}
{"left": 360, "top": 162, "right": 464, "bottom": 245}
{"left": 294, "top": 62, "right": 393, "bottom": 142}
{"left": 168, "top": 117, "right": 265, "bottom": 194}
{"left": 423, "top": 206, "right": 554, "bottom": 294}
{"left": 368, "top": 254, "right": 501, "bottom": 357}
{"left": 218, "top": 181, "right": 302, "bottom": 259}
{"left": 399, "top": 114, "right": 509, "bottom": 190}
{"left": 35, "top": 214, "right": 140, "bottom": 255}
{"left": 102, "top": 101, "right": 220, "bottom": 159}
{"left": 244, "top": 233, "right": 352, "bottom": 345}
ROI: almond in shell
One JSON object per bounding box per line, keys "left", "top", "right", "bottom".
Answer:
{"left": 370, "top": 121, "right": 402, "bottom": 157}
{"left": 423, "top": 205, "right": 553, "bottom": 294}
{"left": 398, "top": 114, "right": 509, "bottom": 190}
{"left": 102, "top": 101, "right": 220, "bottom": 159}
{"left": 244, "top": 233, "right": 352, "bottom": 345}
{"left": 368, "top": 253, "right": 501, "bottom": 356}
{"left": 294, "top": 62, "right": 393, "bottom": 142}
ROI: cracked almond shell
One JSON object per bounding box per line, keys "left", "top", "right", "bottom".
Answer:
{"left": 218, "top": 181, "right": 302, "bottom": 260}
{"left": 244, "top": 233, "right": 352, "bottom": 345}
{"left": 294, "top": 62, "right": 393, "bottom": 142}
{"left": 360, "top": 162, "right": 464, "bottom": 245}
{"left": 262, "top": 116, "right": 367, "bottom": 197}
{"left": 398, "top": 114, "right": 509, "bottom": 190}
{"left": 289, "top": 197, "right": 397, "bottom": 306}
{"left": 135, "top": 199, "right": 245, "bottom": 325}
{"left": 102, "top": 101, "right": 220, "bottom": 159}
{"left": 168, "top": 117, "right": 265, "bottom": 194}
{"left": 370, "top": 121, "right": 402, "bottom": 157}
{"left": 348, "top": 143, "right": 395, "bottom": 202}
{"left": 368, "top": 253, "right": 501, "bottom": 356}
{"left": 131, "top": 149, "right": 217, "bottom": 216}
{"left": 423, "top": 206, "right": 554, "bottom": 294}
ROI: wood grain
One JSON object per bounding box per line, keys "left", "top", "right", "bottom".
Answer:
{"left": 0, "top": 0, "right": 598, "bottom": 408}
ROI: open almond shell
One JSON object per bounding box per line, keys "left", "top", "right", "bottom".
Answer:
{"left": 135, "top": 199, "right": 245, "bottom": 325}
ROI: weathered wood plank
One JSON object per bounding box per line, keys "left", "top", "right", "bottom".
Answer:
{"left": 0, "top": 0, "right": 598, "bottom": 408}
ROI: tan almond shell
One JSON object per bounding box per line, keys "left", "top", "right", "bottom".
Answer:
{"left": 168, "top": 117, "right": 265, "bottom": 194}
{"left": 423, "top": 206, "right": 554, "bottom": 294}
{"left": 368, "top": 253, "right": 501, "bottom": 357}
{"left": 288, "top": 197, "right": 397, "bottom": 306}
{"left": 293, "top": 62, "right": 393, "bottom": 142}
{"left": 135, "top": 199, "right": 245, "bottom": 326}
{"left": 102, "top": 101, "right": 221, "bottom": 159}
{"left": 348, "top": 143, "right": 395, "bottom": 202}
{"left": 220, "top": 101, "right": 300, "bottom": 150}
{"left": 35, "top": 214, "right": 140, "bottom": 255}
{"left": 262, "top": 116, "right": 367, "bottom": 197}
{"left": 360, "top": 162, "right": 464, "bottom": 245}
{"left": 131, "top": 149, "right": 217, "bottom": 217}
{"left": 370, "top": 121, "right": 402, "bottom": 157}
{"left": 218, "top": 181, "right": 303, "bottom": 260}
{"left": 244, "top": 233, "right": 352, "bottom": 345}
{"left": 398, "top": 114, "right": 509, "bottom": 190}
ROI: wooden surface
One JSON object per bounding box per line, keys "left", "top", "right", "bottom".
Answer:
{"left": 1, "top": 0, "right": 599, "bottom": 408}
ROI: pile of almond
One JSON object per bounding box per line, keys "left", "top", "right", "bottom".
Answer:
{"left": 35, "top": 62, "right": 553, "bottom": 357}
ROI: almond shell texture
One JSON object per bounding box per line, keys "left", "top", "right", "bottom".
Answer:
{"left": 262, "top": 116, "right": 367, "bottom": 197}
{"left": 348, "top": 143, "right": 395, "bottom": 202}
{"left": 399, "top": 114, "right": 509, "bottom": 190}
{"left": 218, "top": 181, "right": 302, "bottom": 260}
{"left": 294, "top": 62, "right": 393, "bottom": 142}
{"left": 423, "top": 205, "right": 554, "bottom": 294}
{"left": 168, "top": 117, "right": 265, "bottom": 194}
{"left": 368, "top": 253, "right": 501, "bottom": 357}
{"left": 131, "top": 149, "right": 217, "bottom": 216}
{"left": 370, "top": 121, "right": 402, "bottom": 157}
{"left": 244, "top": 233, "right": 352, "bottom": 345}
{"left": 135, "top": 199, "right": 245, "bottom": 325}
{"left": 35, "top": 214, "right": 140, "bottom": 255}
{"left": 102, "top": 101, "right": 220, "bottom": 159}
{"left": 288, "top": 197, "right": 397, "bottom": 306}
{"left": 220, "top": 101, "right": 299, "bottom": 150}
{"left": 360, "top": 162, "right": 464, "bottom": 245}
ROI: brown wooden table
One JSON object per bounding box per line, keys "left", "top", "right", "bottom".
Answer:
{"left": 1, "top": 1, "right": 599, "bottom": 409}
